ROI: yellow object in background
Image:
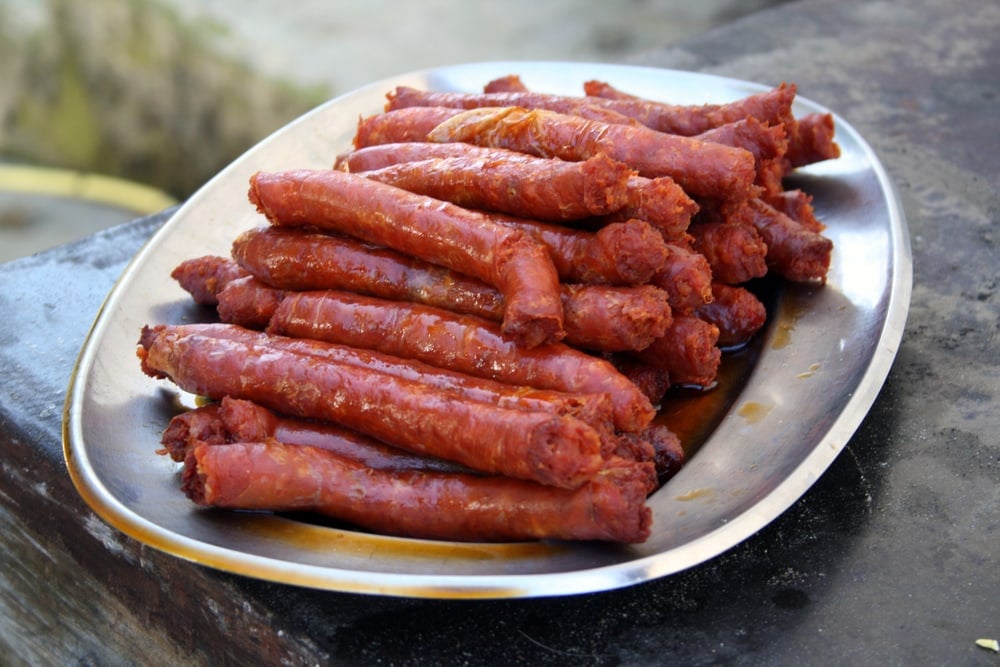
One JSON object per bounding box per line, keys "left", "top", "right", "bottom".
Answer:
{"left": 0, "top": 164, "right": 177, "bottom": 263}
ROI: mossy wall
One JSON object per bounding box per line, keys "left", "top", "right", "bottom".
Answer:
{"left": 0, "top": 0, "right": 330, "bottom": 199}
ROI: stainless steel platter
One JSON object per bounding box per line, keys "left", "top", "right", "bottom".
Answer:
{"left": 63, "top": 61, "right": 911, "bottom": 598}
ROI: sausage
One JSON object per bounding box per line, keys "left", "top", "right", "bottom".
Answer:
{"left": 599, "top": 174, "right": 699, "bottom": 243}
{"left": 785, "top": 112, "right": 840, "bottom": 169}
{"left": 386, "top": 85, "right": 644, "bottom": 127}
{"left": 138, "top": 324, "right": 605, "bottom": 489}
{"left": 340, "top": 143, "right": 657, "bottom": 230}
{"left": 614, "top": 423, "right": 685, "bottom": 483}
{"left": 336, "top": 141, "right": 529, "bottom": 172}
{"left": 742, "top": 197, "right": 833, "bottom": 283}
{"left": 606, "top": 355, "right": 672, "bottom": 407}
{"left": 353, "top": 152, "right": 632, "bottom": 221}
{"left": 353, "top": 106, "right": 463, "bottom": 147}
{"left": 182, "top": 441, "right": 652, "bottom": 543}
{"left": 766, "top": 188, "right": 824, "bottom": 233}
{"left": 425, "top": 106, "right": 758, "bottom": 200}
{"left": 156, "top": 322, "right": 617, "bottom": 432}
{"left": 215, "top": 275, "right": 285, "bottom": 329}
{"left": 636, "top": 423, "right": 686, "bottom": 482}
{"left": 648, "top": 242, "right": 715, "bottom": 314}
{"left": 493, "top": 216, "right": 669, "bottom": 286}
{"left": 688, "top": 221, "right": 769, "bottom": 285}
{"left": 262, "top": 292, "right": 656, "bottom": 432}
{"left": 232, "top": 226, "right": 506, "bottom": 319}
{"left": 160, "top": 397, "right": 472, "bottom": 473}
{"left": 696, "top": 117, "right": 789, "bottom": 196}
{"left": 696, "top": 116, "right": 788, "bottom": 166}
{"left": 580, "top": 79, "right": 639, "bottom": 101}
{"left": 248, "top": 168, "right": 564, "bottom": 348}
{"left": 158, "top": 402, "right": 227, "bottom": 461}
{"left": 582, "top": 80, "right": 799, "bottom": 137}
{"left": 695, "top": 283, "right": 768, "bottom": 349}
{"left": 170, "top": 255, "right": 249, "bottom": 306}
{"left": 229, "top": 227, "right": 669, "bottom": 352}
{"left": 633, "top": 315, "right": 722, "bottom": 388}
{"left": 483, "top": 74, "right": 528, "bottom": 93}
{"left": 216, "top": 397, "right": 475, "bottom": 473}
{"left": 559, "top": 283, "right": 672, "bottom": 353}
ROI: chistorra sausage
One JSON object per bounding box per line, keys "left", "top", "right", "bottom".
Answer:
{"left": 161, "top": 397, "right": 472, "bottom": 474}
{"left": 490, "top": 215, "right": 669, "bottom": 286}
{"left": 695, "top": 282, "right": 768, "bottom": 349}
{"left": 582, "top": 80, "right": 798, "bottom": 137}
{"left": 231, "top": 227, "right": 505, "bottom": 318}
{"left": 352, "top": 152, "right": 632, "bottom": 221}
{"left": 633, "top": 315, "right": 722, "bottom": 388}
{"left": 248, "top": 168, "right": 564, "bottom": 348}
{"left": 600, "top": 174, "right": 698, "bottom": 243}
{"left": 172, "top": 250, "right": 670, "bottom": 355}
{"left": 168, "top": 397, "right": 656, "bottom": 491}
{"left": 152, "top": 322, "right": 617, "bottom": 433}
{"left": 335, "top": 143, "right": 698, "bottom": 242}
{"left": 353, "top": 106, "right": 463, "bottom": 147}
{"left": 424, "top": 106, "right": 757, "bottom": 200}
{"left": 688, "top": 221, "right": 769, "bottom": 286}
{"left": 138, "top": 324, "right": 604, "bottom": 489}
{"left": 235, "top": 218, "right": 666, "bottom": 309}
{"left": 705, "top": 197, "right": 833, "bottom": 284}
{"left": 215, "top": 275, "right": 285, "bottom": 329}
{"left": 385, "top": 86, "right": 644, "bottom": 126}
{"left": 170, "top": 255, "right": 249, "bottom": 306}
{"left": 182, "top": 441, "right": 652, "bottom": 543}
{"left": 647, "top": 242, "right": 715, "bottom": 314}
{"left": 263, "top": 291, "right": 656, "bottom": 432}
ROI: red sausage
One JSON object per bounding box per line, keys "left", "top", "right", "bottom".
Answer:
{"left": 689, "top": 221, "right": 769, "bottom": 286}
{"left": 182, "top": 441, "right": 652, "bottom": 543}
{"left": 633, "top": 315, "right": 722, "bottom": 388}
{"left": 648, "top": 242, "right": 715, "bottom": 314}
{"left": 336, "top": 141, "right": 527, "bottom": 172}
{"left": 483, "top": 74, "right": 528, "bottom": 93}
{"left": 155, "top": 322, "right": 616, "bottom": 432}
{"left": 215, "top": 275, "right": 284, "bottom": 329}
{"left": 785, "top": 112, "right": 840, "bottom": 169}
{"left": 743, "top": 197, "right": 833, "bottom": 283}
{"left": 599, "top": 174, "right": 698, "bottom": 243}
{"left": 232, "top": 226, "right": 505, "bottom": 319}
{"left": 263, "top": 292, "right": 656, "bottom": 432}
{"left": 425, "top": 106, "right": 758, "bottom": 200}
{"left": 353, "top": 106, "right": 463, "bottom": 147}
{"left": 582, "top": 80, "right": 798, "bottom": 137}
{"left": 229, "top": 227, "right": 669, "bottom": 352}
{"left": 354, "top": 152, "right": 632, "bottom": 221}
{"left": 695, "top": 283, "right": 768, "bottom": 349}
{"left": 248, "top": 168, "right": 564, "bottom": 348}
{"left": 559, "top": 283, "right": 672, "bottom": 353}
{"left": 492, "top": 216, "right": 669, "bottom": 286}
{"left": 170, "top": 255, "right": 249, "bottom": 306}
{"left": 386, "top": 85, "right": 643, "bottom": 126}
{"left": 138, "top": 324, "right": 604, "bottom": 489}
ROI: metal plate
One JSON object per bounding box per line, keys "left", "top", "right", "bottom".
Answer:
{"left": 62, "top": 61, "right": 911, "bottom": 599}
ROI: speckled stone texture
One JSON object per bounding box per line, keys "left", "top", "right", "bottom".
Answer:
{"left": 0, "top": 0, "right": 997, "bottom": 664}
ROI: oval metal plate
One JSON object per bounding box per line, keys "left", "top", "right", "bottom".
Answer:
{"left": 63, "top": 62, "right": 912, "bottom": 598}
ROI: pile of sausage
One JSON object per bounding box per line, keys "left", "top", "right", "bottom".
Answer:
{"left": 137, "top": 73, "right": 838, "bottom": 544}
